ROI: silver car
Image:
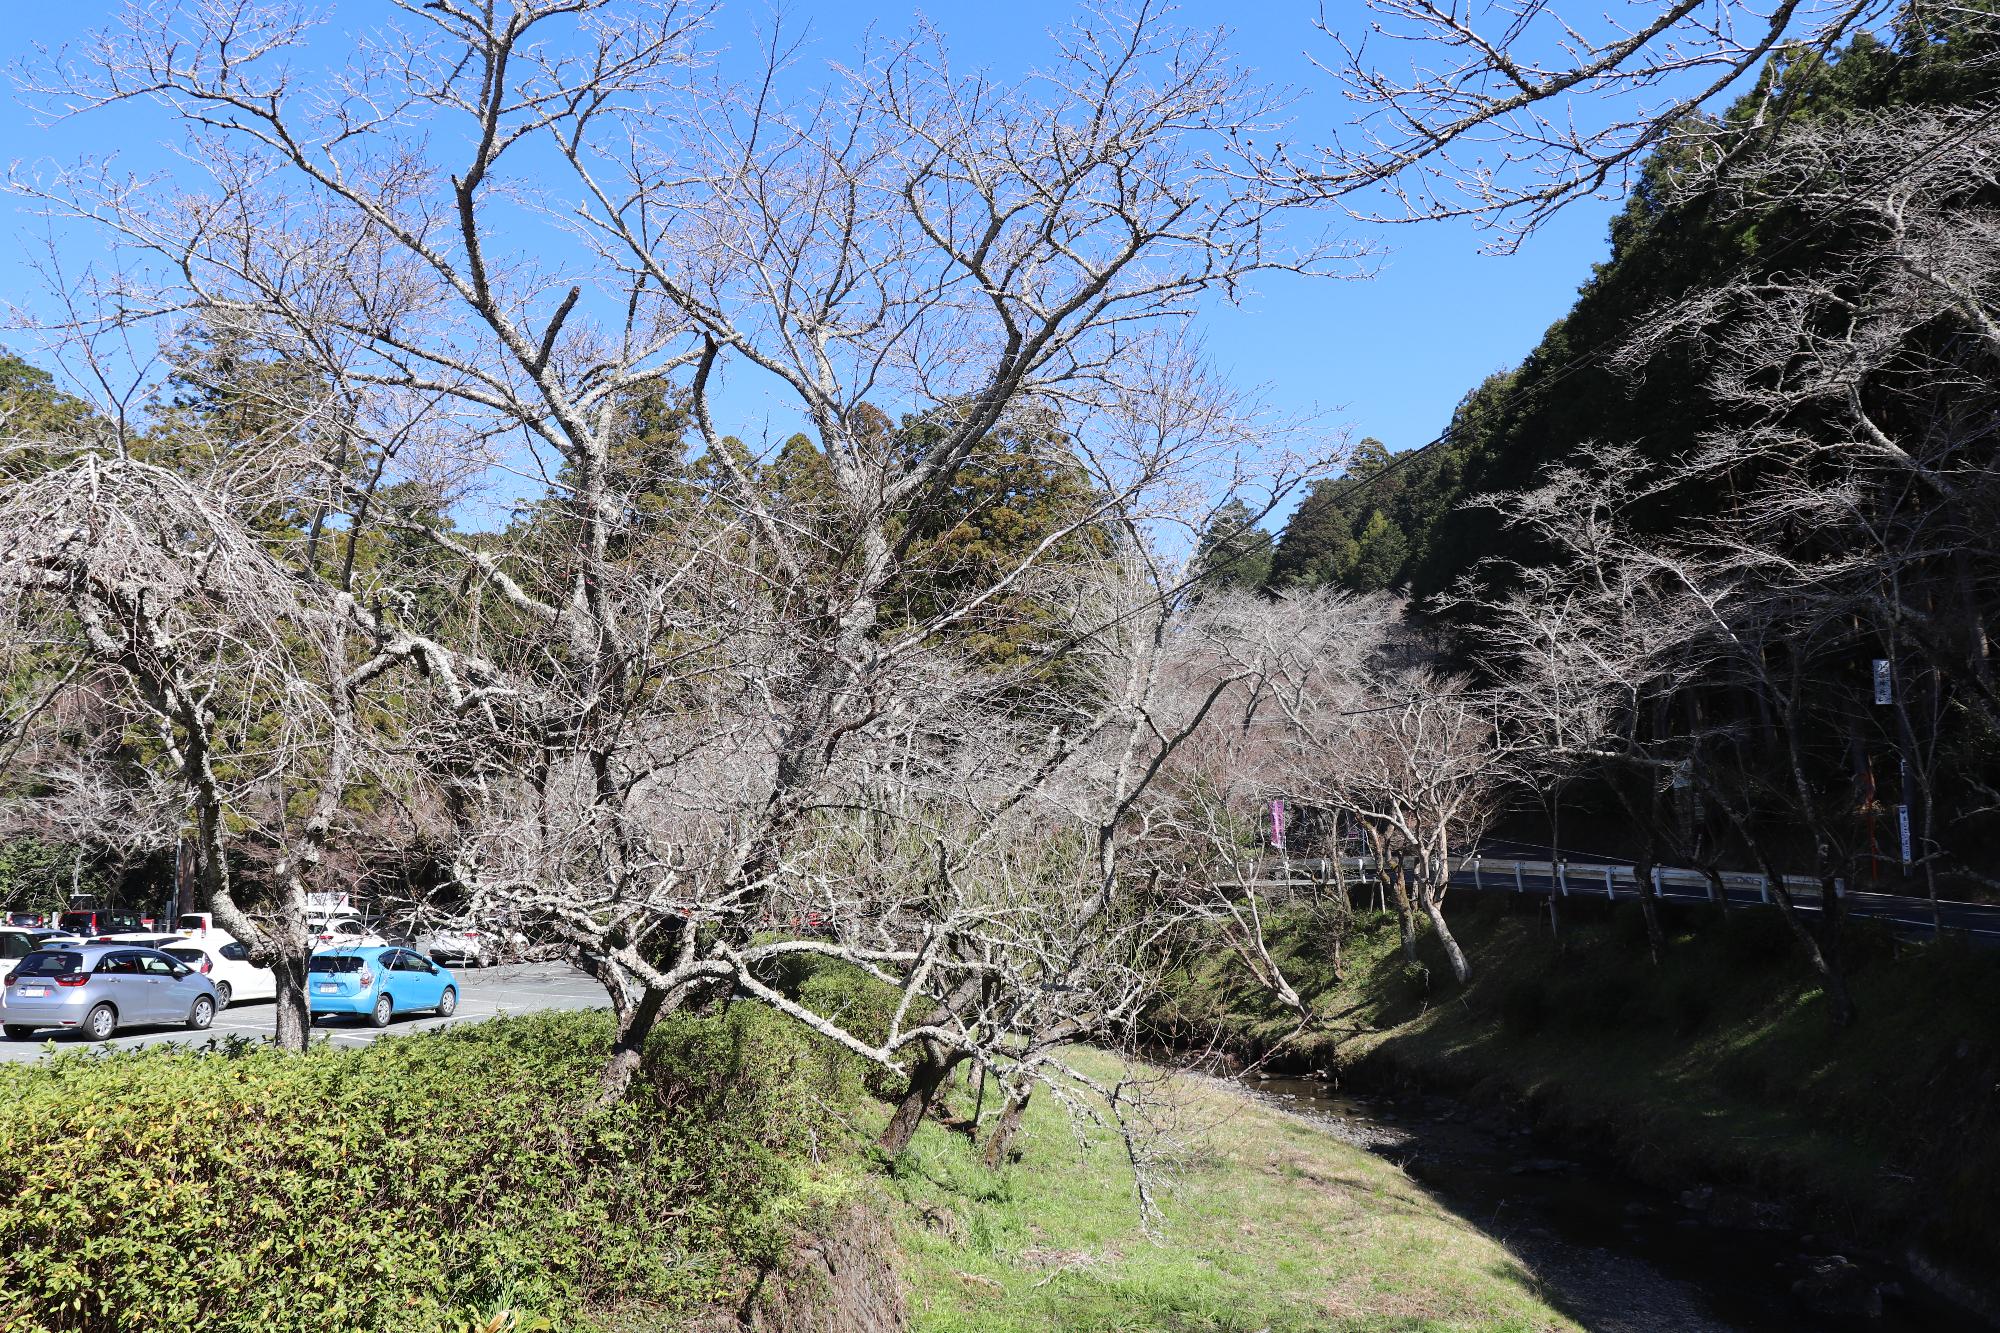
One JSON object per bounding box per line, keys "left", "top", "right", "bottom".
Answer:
{"left": 2, "top": 944, "right": 219, "bottom": 1041}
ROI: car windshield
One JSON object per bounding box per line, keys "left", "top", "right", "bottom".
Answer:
{"left": 58, "top": 913, "right": 94, "bottom": 931}
{"left": 15, "top": 950, "right": 83, "bottom": 976}
{"left": 175, "top": 915, "right": 207, "bottom": 931}
{"left": 308, "top": 955, "right": 367, "bottom": 974}
{"left": 164, "top": 947, "right": 206, "bottom": 966}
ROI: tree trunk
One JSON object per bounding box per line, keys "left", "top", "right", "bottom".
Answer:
{"left": 879, "top": 1044, "right": 965, "bottom": 1155}
{"left": 1421, "top": 892, "right": 1471, "bottom": 985}
{"left": 980, "top": 1081, "right": 1032, "bottom": 1169}
{"left": 598, "top": 985, "right": 667, "bottom": 1103}
{"left": 1387, "top": 857, "right": 1418, "bottom": 964}
{"left": 1814, "top": 874, "right": 1857, "bottom": 1029}
{"left": 271, "top": 954, "right": 312, "bottom": 1052}
{"left": 1632, "top": 811, "right": 1665, "bottom": 966}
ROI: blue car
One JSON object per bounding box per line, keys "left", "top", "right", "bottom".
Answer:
{"left": 308, "top": 946, "right": 458, "bottom": 1028}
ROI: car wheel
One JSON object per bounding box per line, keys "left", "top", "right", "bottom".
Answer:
{"left": 436, "top": 986, "right": 457, "bottom": 1018}
{"left": 370, "top": 993, "right": 393, "bottom": 1028}
{"left": 214, "top": 981, "right": 233, "bottom": 1010}
{"left": 3, "top": 1024, "right": 36, "bottom": 1040}
{"left": 187, "top": 995, "right": 215, "bottom": 1031}
{"left": 84, "top": 1004, "right": 117, "bottom": 1042}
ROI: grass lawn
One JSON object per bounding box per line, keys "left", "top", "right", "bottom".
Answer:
{"left": 883, "top": 1050, "right": 1578, "bottom": 1333}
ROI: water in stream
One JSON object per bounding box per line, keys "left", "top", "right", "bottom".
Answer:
{"left": 1246, "top": 1076, "right": 1992, "bottom": 1333}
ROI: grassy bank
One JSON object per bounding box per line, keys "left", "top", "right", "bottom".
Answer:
{"left": 884, "top": 1048, "right": 1579, "bottom": 1333}
{"left": 0, "top": 1009, "right": 871, "bottom": 1333}
{"left": 0, "top": 985, "right": 1593, "bottom": 1333}
{"left": 1150, "top": 891, "right": 2000, "bottom": 1271}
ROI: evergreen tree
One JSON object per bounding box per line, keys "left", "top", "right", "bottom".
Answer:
{"left": 1192, "top": 499, "right": 1273, "bottom": 591}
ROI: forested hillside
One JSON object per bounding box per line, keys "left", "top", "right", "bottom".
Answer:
{"left": 1252, "top": 8, "right": 2000, "bottom": 949}
{"left": 1268, "top": 10, "right": 2000, "bottom": 606}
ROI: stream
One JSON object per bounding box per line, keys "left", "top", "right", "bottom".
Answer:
{"left": 1242, "top": 1075, "right": 1993, "bottom": 1333}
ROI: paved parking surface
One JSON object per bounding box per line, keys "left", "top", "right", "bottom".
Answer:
{"left": 0, "top": 962, "right": 607, "bottom": 1062}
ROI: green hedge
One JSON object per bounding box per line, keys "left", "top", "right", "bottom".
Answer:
{"left": 0, "top": 1007, "right": 866, "bottom": 1333}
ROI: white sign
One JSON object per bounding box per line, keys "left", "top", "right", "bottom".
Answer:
{"left": 1873, "top": 659, "right": 1893, "bottom": 705}
{"left": 1898, "top": 805, "right": 1913, "bottom": 866}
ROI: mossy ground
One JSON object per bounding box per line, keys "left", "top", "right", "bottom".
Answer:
{"left": 1150, "top": 889, "right": 2000, "bottom": 1269}
{"left": 883, "top": 1048, "right": 1579, "bottom": 1333}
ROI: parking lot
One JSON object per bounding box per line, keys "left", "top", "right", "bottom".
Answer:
{"left": 0, "top": 961, "right": 607, "bottom": 1063}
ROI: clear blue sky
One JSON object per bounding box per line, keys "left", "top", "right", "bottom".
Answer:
{"left": 0, "top": 1, "right": 1620, "bottom": 465}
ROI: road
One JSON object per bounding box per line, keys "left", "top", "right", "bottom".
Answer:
{"left": 0, "top": 961, "right": 606, "bottom": 1063}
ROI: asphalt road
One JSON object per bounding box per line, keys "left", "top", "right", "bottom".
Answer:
{"left": 0, "top": 961, "right": 607, "bottom": 1063}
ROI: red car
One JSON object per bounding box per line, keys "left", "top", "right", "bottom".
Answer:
{"left": 56, "top": 909, "right": 149, "bottom": 938}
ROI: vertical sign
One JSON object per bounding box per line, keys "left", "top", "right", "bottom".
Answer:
{"left": 1898, "top": 805, "right": 1913, "bottom": 868}
{"left": 1270, "top": 799, "right": 1287, "bottom": 852}
{"left": 1873, "top": 659, "right": 1893, "bottom": 705}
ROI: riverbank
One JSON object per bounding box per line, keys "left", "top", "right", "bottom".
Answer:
{"left": 884, "top": 1047, "right": 1582, "bottom": 1332}
{"left": 1147, "top": 891, "right": 2000, "bottom": 1312}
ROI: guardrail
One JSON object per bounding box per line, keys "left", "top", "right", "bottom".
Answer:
{"left": 1229, "top": 855, "right": 2000, "bottom": 939}
{"left": 1267, "top": 855, "right": 1829, "bottom": 904}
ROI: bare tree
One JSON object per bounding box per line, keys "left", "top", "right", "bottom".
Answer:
{"left": 0, "top": 453, "right": 464, "bottom": 1047}
{"left": 1627, "top": 105, "right": 2000, "bottom": 907}
{"left": 1303, "top": 0, "right": 1956, "bottom": 245}
{"left": 15, "top": 0, "right": 1346, "bottom": 1137}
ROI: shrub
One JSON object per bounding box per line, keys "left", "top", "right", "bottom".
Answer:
{"left": 0, "top": 1008, "right": 864, "bottom": 1333}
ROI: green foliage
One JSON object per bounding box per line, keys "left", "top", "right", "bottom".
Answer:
{"left": 0, "top": 353, "right": 96, "bottom": 479}
{"left": 1192, "top": 498, "right": 1273, "bottom": 592}
{"left": 0, "top": 839, "right": 101, "bottom": 915}
{"left": 794, "top": 959, "right": 902, "bottom": 1051}
{"left": 886, "top": 407, "right": 1113, "bottom": 670}
{"left": 0, "top": 1008, "right": 867, "bottom": 1333}
{"left": 1266, "top": 432, "right": 1478, "bottom": 596}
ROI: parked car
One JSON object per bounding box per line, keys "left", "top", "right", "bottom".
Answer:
{"left": 308, "top": 917, "right": 387, "bottom": 950}
{"left": 95, "top": 933, "right": 188, "bottom": 949}
{"left": 4, "top": 911, "right": 46, "bottom": 929}
{"left": 0, "top": 929, "right": 46, "bottom": 964}
{"left": 307, "top": 947, "right": 457, "bottom": 1028}
{"left": 417, "top": 924, "right": 503, "bottom": 968}
{"left": 162, "top": 935, "right": 274, "bottom": 1009}
{"left": 3, "top": 944, "right": 219, "bottom": 1041}
{"left": 56, "top": 909, "right": 146, "bottom": 938}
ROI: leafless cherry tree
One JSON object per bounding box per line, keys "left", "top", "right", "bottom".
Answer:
{"left": 0, "top": 452, "right": 468, "bottom": 1047}
{"left": 14, "top": 0, "right": 1345, "bottom": 1140}
{"left": 1304, "top": 0, "right": 1948, "bottom": 244}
